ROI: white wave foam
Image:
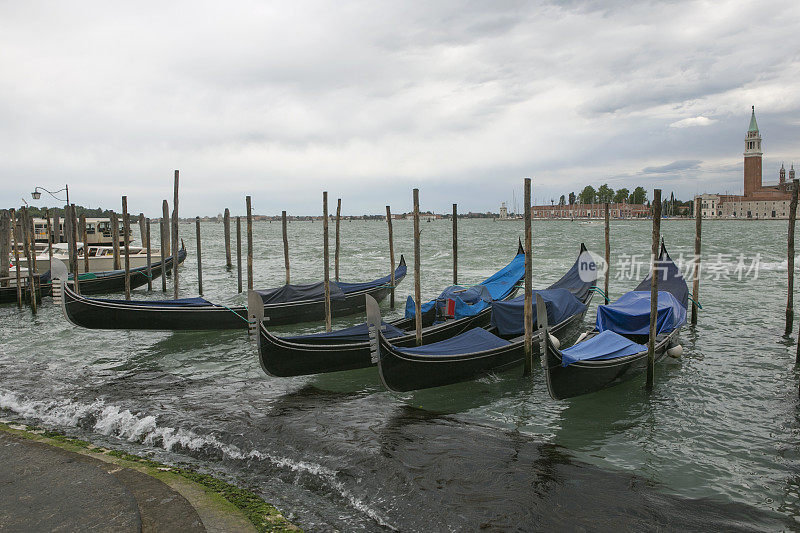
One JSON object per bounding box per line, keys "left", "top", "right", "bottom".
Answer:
{"left": 0, "top": 389, "right": 395, "bottom": 529}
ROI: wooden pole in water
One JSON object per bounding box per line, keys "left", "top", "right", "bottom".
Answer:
{"left": 162, "top": 200, "right": 171, "bottom": 258}
{"left": 122, "top": 196, "right": 131, "bottom": 300}
{"left": 160, "top": 201, "right": 168, "bottom": 292}
{"left": 53, "top": 211, "right": 60, "bottom": 244}
{"left": 786, "top": 181, "right": 799, "bottom": 336}
{"left": 0, "top": 212, "right": 9, "bottom": 288}
{"left": 335, "top": 198, "right": 341, "bottom": 282}
{"left": 646, "top": 189, "right": 662, "bottom": 390}
{"left": 11, "top": 209, "right": 22, "bottom": 307}
{"left": 691, "top": 200, "right": 702, "bottom": 326}
{"left": 236, "top": 216, "right": 242, "bottom": 293}
{"left": 223, "top": 208, "right": 232, "bottom": 270}
{"left": 110, "top": 211, "right": 121, "bottom": 270}
{"left": 145, "top": 218, "right": 152, "bottom": 291}
{"left": 604, "top": 202, "right": 610, "bottom": 304}
{"left": 246, "top": 195, "right": 253, "bottom": 291}
{"left": 282, "top": 210, "right": 290, "bottom": 285}
{"left": 413, "top": 188, "right": 422, "bottom": 345}
{"left": 70, "top": 205, "right": 80, "bottom": 295}
{"left": 172, "top": 170, "right": 180, "bottom": 299}
{"left": 195, "top": 216, "right": 203, "bottom": 295}
{"left": 452, "top": 203, "right": 458, "bottom": 285}
{"left": 385, "top": 205, "right": 395, "bottom": 310}
{"left": 79, "top": 214, "right": 89, "bottom": 274}
{"left": 523, "top": 178, "right": 533, "bottom": 375}
{"left": 45, "top": 209, "right": 53, "bottom": 266}
{"left": 323, "top": 192, "right": 332, "bottom": 332}
{"left": 138, "top": 213, "right": 147, "bottom": 248}
{"left": 21, "top": 209, "right": 37, "bottom": 313}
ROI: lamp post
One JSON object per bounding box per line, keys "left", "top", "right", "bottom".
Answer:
{"left": 31, "top": 185, "right": 69, "bottom": 205}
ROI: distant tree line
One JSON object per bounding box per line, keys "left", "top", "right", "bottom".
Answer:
{"left": 0, "top": 205, "right": 116, "bottom": 219}
{"left": 555, "top": 185, "right": 649, "bottom": 206}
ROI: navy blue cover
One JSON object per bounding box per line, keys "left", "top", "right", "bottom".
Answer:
{"left": 284, "top": 321, "right": 406, "bottom": 343}
{"left": 396, "top": 328, "right": 510, "bottom": 356}
{"left": 91, "top": 296, "right": 212, "bottom": 307}
{"left": 547, "top": 245, "right": 596, "bottom": 301}
{"left": 560, "top": 330, "right": 646, "bottom": 366}
{"left": 258, "top": 261, "right": 405, "bottom": 305}
{"left": 405, "top": 250, "right": 525, "bottom": 319}
{"left": 635, "top": 244, "right": 688, "bottom": 308}
{"left": 595, "top": 290, "right": 686, "bottom": 335}
{"left": 490, "top": 288, "right": 587, "bottom": 336}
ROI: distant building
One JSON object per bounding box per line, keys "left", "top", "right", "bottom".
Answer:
{"left": 499, "top": 202, "right": 508, "bottom": 219}
{"left": 695, "top": 106, "right": 796, "bottom": 219}
{"left": 531, "top": 202, "right": 649, "bottom": 219}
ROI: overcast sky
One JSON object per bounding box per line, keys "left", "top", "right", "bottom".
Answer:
{"left": 2, "top": 1, "right": 799, "bottom": 216}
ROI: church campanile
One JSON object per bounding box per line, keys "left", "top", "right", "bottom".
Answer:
{"left": 744, "top": 105, "right": 763, "bottom": 196}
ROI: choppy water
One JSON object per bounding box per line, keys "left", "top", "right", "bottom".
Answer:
{"left": 1, "top": 218, "right": 799, "bottom": 531}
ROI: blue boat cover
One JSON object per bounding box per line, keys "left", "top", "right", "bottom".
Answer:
{"left": 258, "top": 261, "right": 405, "bottom": 305}
{"left": 92, "top": 296, "right": 212, "bottom": 307}
{"left": 405, "top": 250, "right": 525, "bottom": 319}
{"left": 284, "top": 321, "right": 406, "bottom": 343}
{"left": 595, "top": 290, "right": 686, "bottom": 336}
{"left": 635, "top": 245, "right": 688, "bottom": 308}
{"left": 396, "top": 327, "right": 510, "bottom": 356}
{"left": 547, "top": 246, "right": 596, "bottom": 301}
{"left": 560, "top": 330, "right": 646, "bottom": 366}
{"left": 490, "top": 288, "right": 587, "bottom": 336}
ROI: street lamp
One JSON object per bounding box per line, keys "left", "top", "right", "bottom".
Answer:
{"left": 31, "top": 185, "right": 69, "bottom": 205}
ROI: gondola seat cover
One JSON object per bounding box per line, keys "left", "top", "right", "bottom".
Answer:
{"left": 595, "top": 291, "right": 686, "bottom": 336}
{"left": 560, "top": 330, "right": 646, "bottom": 366}
{"left": 89, "top": 296, "right": 212, "bottom": 306}
{"left": 490, "top": 289, "right": 587, "bottom": 336}
{"left": 405, "top": 251, "right": 525, "bottom": 319}
{"left": 396, "top": 328, "right": 510, "bottom": 356}
{"left": 284, "top": 321, "right": 406, "bottom": 343}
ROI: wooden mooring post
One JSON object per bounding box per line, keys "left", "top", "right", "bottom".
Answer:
{"left": 335, "top": 198, "right": 341, "bottom": 282}
{"left": 0, "top": 212, "right": 9, "bottom": 289}
{"left": 110, "top": 211, "right": 121, "bottom": 271}
{"left": 45, "top": 209, "right": 53, "bottom": 266}
{"left": 70, "top": 205, "right": 80, "bottom": 295}
{"left": 223, "top": 208, "right": 232, "bottom": 270}
{"left": 21, "top": 208, "right": 37, "bottom": 314}
{"left": 172, "top": 170, "right": 180, "bottom": 299}
{"left": 413, "top": 189, "right": 422, "bottom": 346}
{"left": 11, "top": 209, "right": 22, "bottom": 307}
{"left": 452, "top": 203, "right": 458, "bottom": 285}
{"left": 282, "top": 210, "right": 290, "bottom": 285}
{"left": 53, "top": 211, "right": 60, "bottom": 244}
{"left": 523, "top": 178, "right": 533, "bottom": 375}
{"left": 122, "top": 196, "right": 131, "bottom": 300}
{"left": 195, "top": 216, "right": 203, "bottom": 295}
{"left": 160, "top": 201, "right": 169, "bottom": 291}
{"left": 246, "top": 196, "right": 253, "bottom": 291}
{"left": 145, "top": 218, "right": 152, "bottom": 291}
{"left": 604, "top": 202, "right": 610, "bottom": 304}
{"left": 236, "top": 216, "right": 243, "bottom": 293}
{"left": 646, "top": 189, "right": 662, "bottom": 390}
{"left": 80, "top": 214, "right": 89, "bottom": 274}
{"left": 138, "top": 213, "right": 147, "bottom": 248}
{"left": 786, "top": 181, "right": 799, "bottom": 336}
{"left": 385, "top": 205, "right": 395, "bottom": 310}
{"left": 323, "top": 192, "right": 332, "bottom": 332}
{"left": 691, "top": 200, "right": 702, "bottom": 326}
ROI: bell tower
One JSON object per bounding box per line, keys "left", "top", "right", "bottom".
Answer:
{"left": 744, "top": 106, "right": 763, "bottom": 196}
{"left": 780, "top": 162, "right": 786, "bottom": 190}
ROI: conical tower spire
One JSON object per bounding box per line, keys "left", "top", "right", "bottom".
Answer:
{"left": 748, "top": 105, "right": 759, "bottom": 133}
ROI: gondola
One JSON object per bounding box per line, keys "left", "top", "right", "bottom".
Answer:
{"left": 60, "top": 257, "right": 406, "bottom": 330}
{"left": 0, "top": 248, "right": 186, "bottom": 305}
{"left": 541, "top": 241, "right": 688, "bottom": 400}
{"left": 367, "top": 245, "right": 598, "bottom": 392}
{"left": 255, "top": 241, "right": 529, "bottom": 377}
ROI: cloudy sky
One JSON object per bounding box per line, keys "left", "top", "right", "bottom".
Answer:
{"left": 2, "top": 1, "right": 799, "bottom": 216}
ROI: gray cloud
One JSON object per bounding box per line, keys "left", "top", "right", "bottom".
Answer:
{"left": 642, "top": 160, "right": 703, "bottom": 174}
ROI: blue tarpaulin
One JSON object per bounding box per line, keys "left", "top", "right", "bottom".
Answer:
{"left": 396, "top": 328, "right": 510, "bottom": 356}
{"left": 284, "top": 321, "right": 406, "bottom": 343}
{"left": 560, "top": 330, "right": 646, "bottom": 366}
{"left": 92, "top": 296, "right": 212, "bottom": 307}
{"left": 595, "top": 291, "right": 686, "bottom": 336}
{"left": 635, "top": 245, "right": 688, "bottom": 307}
{"left": 405, "top": 250, "right": 525, "bottom": 320}
{"left": 490, "top": 288, "right": 587, "bottom": 336}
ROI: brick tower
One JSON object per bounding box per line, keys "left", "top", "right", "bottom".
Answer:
{"left": 744, "top": 106, "right": 762, "bottom": 196}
